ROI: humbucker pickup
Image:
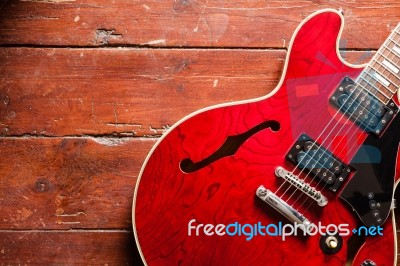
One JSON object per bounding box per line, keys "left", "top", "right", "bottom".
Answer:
{"left": 330, "top": 77, "right": 398, "bottom": 135}
{"left": 286, "top": 134, "right": 352, "bottom": 193}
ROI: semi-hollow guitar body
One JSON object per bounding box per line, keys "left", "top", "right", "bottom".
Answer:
{"left": 133, "top": 9, "right": 400, "bottom": 266}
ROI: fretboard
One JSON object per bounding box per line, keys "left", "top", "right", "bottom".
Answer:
{"left": 356, "top": 23, "right": 400, "bottom": 105}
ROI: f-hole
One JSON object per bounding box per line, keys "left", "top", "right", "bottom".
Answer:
{"left": 180, "top": 120, "right": 280, "bottom": 173}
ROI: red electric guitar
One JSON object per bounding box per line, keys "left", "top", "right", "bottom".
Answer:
{"left": 133, "top": 9, "right": 400, "bottom": 266}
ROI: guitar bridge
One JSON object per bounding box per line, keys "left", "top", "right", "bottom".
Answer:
{"left": 256, "top": 186, "right": 314, "bottom": 232}
{"left": 275, "top": 166, "right": 328, "bottom": 206}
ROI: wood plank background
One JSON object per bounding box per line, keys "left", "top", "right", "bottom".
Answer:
{"left": 0, "top": 0, "right": 399, "bottom": 264}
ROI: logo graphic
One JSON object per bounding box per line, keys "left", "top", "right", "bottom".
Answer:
{"left": 188, "top": 219, "right": 383, "bottom": 241}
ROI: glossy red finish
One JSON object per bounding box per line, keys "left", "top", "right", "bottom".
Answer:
{"left": 134, "top": 10, "right": 397, "bottom": 266}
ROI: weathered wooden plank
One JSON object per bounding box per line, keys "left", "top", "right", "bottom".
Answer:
{"left": 0, "top": 0, "right": 398, "bottom": 48}
{"left": 0, "top": 230, "right": 143, "bottom": 265}
{"left": 0, "top": 137, "right": 155, "bottom": 229}
{"left": 0, "top": 48, "right": 371, "bottom": 137}
{"left": 0, "top": 48, "right": 285, "bottom": 136}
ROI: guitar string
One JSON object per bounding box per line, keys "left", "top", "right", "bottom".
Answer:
{"left": 287, "top": 78, "right": 387, "bottom": 204}
{"left": 291, "top": 34, "right": 400, "bottom": 210}
{"left": 297, "top": 41, "right": 400, "bottom": 211}
{"left": 284, "top": 24, "right": 400, "bottom": 198}
{"left": 272, "top": 81, "right": 370, "bottom": 196}
{"left": 273, "top": 27, "right": 399, "bottom": 203}
{"left": 299, "top": 96, "right": 396, "bottom": 212}
{"left": 294, "top": 31, "right": 400, "bottom": 209}
{"left": 296, "top": 83, "right": 389, "bottom": 209}
{"left": 277, "top": 24, "right": 400, "bottom": 199}
{"left": 284, "top": 42, "right": 400, "bottom": 198}
{"left": 274, "top": 69, "right": 392, "bottom": 197}
{"left": 273, "top": 24, "right": 400, "bottom": 200}
{"left": 288, "top": 54, "right": 399, "bottom": 207}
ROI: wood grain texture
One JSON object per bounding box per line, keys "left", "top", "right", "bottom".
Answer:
{"left": 0, "top": 0, "right": 399, "bottom": 49}
{"left": 0, "top": 1, "right": 398, "bottom": 265}
{"left": 0, "top": 48, "right": 284, "bottom": 136}
{"left": 0, "top": 137, "right": 155, "bottom": 229}
{"left": 0, "top": 230, "right": 142, "bottom": 265}
{"left": 134, "top": 11, "right": 397, "bottom": 265}
{"left": 0, "top": 48, "right": 373, "bottom": 137}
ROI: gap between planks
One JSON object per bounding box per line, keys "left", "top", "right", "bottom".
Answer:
{"left": 0, "top": 135, "right": 160, "bottom": 139}
{"left": 0, "top": 229, "right": 132, "bottom": 233}
{"left": 0, "top": 44, "right": 378, "bottom": 52}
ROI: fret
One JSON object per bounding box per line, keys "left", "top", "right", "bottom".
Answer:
{"left": 365, "top": 66, "right": 394, "bottom": 95}
{"left": 381, "top": 36, "right": 400, "bottom": 75}
{"left": 394, "top": 46, "right": 400, "bottom": 56}
{"left": 383, "top": 46, "right": 400, "bottom": 62}
{"left": 382, "top": 58, "right": 399, "bottom": 74}
{"left": 359, "top": 75, "right": 381, "bottom": 94}
{"left": 392, "top": 29, "right": 400, "bottom": 46}
{"left": 391, "top": 30, "right": 400, "bottom": 46}
{"left": 355, "top": 25, "right": 400, "bottom": 103}
{"left": 356, "top": 74, "right": 391, "bottom": 105}
{"left": 378, "top": 50, "right": 399, "bottom": 69}
{"left": 395, "top": 29, "right": 400, "bottom": 37}
{"left": 371, "top": 59, "right": 399, "bottom": 92}
{"left": 387, "top": 38, "right": 400, "bottom": 57}
{"left": 373, "top": 56, "right": 400, "bottom": 77}
{"left": 356, "top": 83, "right": 389, "bottom": 105}
{"left": 382, "top": 44, "right": 400, "bottom": 63}
{"left": 376, "top": 54, "right": 399, "bottom": 75}
{"left": 360, "top": 70, "right": 393, "bottom": 99}
{"left": 388, "top": 37, "right": 399, "bottom": 45}
{"left": 389, "top": 26, "right": 400, "bottom": 59}
{"left": 376, "top": 45, "right": 400, "bottom": 69}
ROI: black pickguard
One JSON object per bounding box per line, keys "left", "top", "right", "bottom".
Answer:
{"left": 340, "top": 112, "right": 400, "bottom": 226}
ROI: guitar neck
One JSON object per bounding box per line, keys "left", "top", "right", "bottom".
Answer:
{"left": 357, "top": 23, "right": 400, "bottom": 105}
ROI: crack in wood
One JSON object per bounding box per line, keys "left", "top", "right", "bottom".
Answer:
{"left": 94, "top": 29, "right": 122, "bottom": 45}
{"left": 20, "top": 0, "right": 76, "bottom": 3}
